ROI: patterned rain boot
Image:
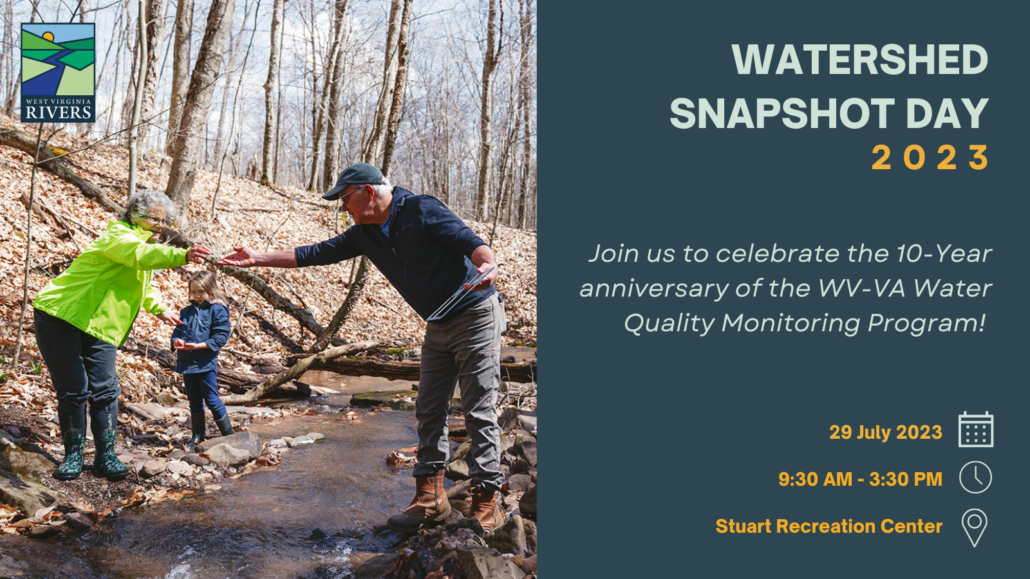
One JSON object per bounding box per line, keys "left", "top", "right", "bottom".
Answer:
{"left": 90, "top": 399, "right": 129, "bottom": 481}
{"left": 53, "top": 404, "right": 86, "bottom": 481}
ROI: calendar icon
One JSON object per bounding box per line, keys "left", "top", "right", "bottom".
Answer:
{"left": 959, "top": 411, "right": 994, "bottom": 448}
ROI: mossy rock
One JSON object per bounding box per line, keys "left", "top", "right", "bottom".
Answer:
{"left": 349, "top": 389, "right": 417, "bottom": 410}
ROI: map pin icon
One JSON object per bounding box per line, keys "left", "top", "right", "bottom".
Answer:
{"left": 962, "top": 508, "right": 987, "bottom": 547}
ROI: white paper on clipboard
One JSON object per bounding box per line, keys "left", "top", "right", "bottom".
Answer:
{"left": 426, "top": 266, "right": 495, "bottom": 323}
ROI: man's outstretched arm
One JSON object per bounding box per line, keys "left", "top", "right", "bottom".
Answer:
{"left": 219, "top": 247, "right": 298, "bottom": 268}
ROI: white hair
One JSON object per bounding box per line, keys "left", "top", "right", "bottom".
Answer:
{"left": 372, "top": 176, "right": 393, "bottom": 197}
{"left": 122, "top": 188, "right": 176, "bottom": 223}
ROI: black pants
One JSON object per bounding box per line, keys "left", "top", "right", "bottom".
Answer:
{"left": 34, "top": 309, "right": 121, "bottom": 421}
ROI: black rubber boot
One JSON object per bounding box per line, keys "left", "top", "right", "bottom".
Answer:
{"left": 213, "top": 414, "right": 234, "bottom": 436}
{"left": 54, "top": 403, "right": 86, "bottom": 481}
{"left": 90, "top": 399, "right": 128, "bottom": 481}
{"left": 186, "top": 413, "right": 205, "bottom": 451}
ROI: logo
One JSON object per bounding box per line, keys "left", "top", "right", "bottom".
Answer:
{"left": 21, "top": 23, "right": 95, "bottom": 123}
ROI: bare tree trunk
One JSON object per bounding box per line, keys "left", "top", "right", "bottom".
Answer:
{"left": 489, "top": 116, "right": 517, "bottom": 245}
{"left": 7, "top": 1, "right": 40, "bottom": 116}
{"left": 475, "top": 0, "right": 501, "bottom": 221}
{"left": 75, "top": 0, "right": 94, "bottom": 136}
{"left": 380, "top": 0, "right": 412, "bottom": 177}
{"left": 300, "top": 0, "right": 317, "bottom": 187}
{"left": 165, "top": 0, "right": 193, "bottom": 156}
{"left": 103, "top": 1, "right": 128, "bottom": 139}
{"left": 439, "top": 61, "right": 451, "bottom": 205}
{"left": 273, "top": 47, "right": 283, "bottom": 185}
{"left": 121, "top": 18, "right": 141, "bottom": 145}
{"left": 214, "top": 5, "right": 245, "bottom": 170}
{"left": 212, "top": 0, "right": 261, "bottom": 218}
{"left": 3, "top": 0, "right": 19, "bottom": 116}
{"left": 127, "top": 0, "right": 148, "bottom": 198}
{"left": 137, "top": 0, "right": 165, "bottom": 148}
{"left": 361, "top": 0, "right": 401, "bottom": 165}
{"left": 11, "top": 125, "right": 44, "bottom": 368}
{"left": 260, "top": 0, "right": 285, "bottom": 186}
{"left": 307, "top": 0, "right": 349, "bottom": 192}
{"left": 322, "top": 8, "right": 349, "bottom": 191}
{"left": 165, "top": 0, "right": 237, "bottom": 226}
{"left": 516, "top": 0, "right": 533, "bottom": 228}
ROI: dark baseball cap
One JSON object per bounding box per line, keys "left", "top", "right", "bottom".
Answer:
{"left": 322, "top": 163, "right": 384, "bottom": 200}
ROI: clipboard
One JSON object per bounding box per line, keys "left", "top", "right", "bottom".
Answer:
{"left": 426, "top": 267, "right": 495, "bottom": 323}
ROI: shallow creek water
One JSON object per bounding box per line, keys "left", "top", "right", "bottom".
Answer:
{"left": 2, "top": 375, "right": 430, "bottom": 578}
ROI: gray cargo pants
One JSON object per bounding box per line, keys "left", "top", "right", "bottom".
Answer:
{"left": 413, "top": 293, "right": 505, "bottom": 491}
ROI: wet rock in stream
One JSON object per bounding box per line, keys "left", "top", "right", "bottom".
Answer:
{"left": 285, "top": 435, "right": 315, "bottom": 447}
{"left": 204, "top": 444, "right": 252, "bottom": 467}
{"left": 195, "top": 431, "right": 262, "bottom": 460}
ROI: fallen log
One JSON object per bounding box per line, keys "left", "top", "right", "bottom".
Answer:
{"left": 222, "top": 341, "right": 379, "bottom": 404}
{"left": 0, "top": 127, "right": 125, "bottom": 215}
{"left": 19, "top": 190, "right": 77, "bottom": 247}
{"left": 286, "top": 355, "right": 537, "bottom": 384}
{"left": 120, "top": 337, "right": 264, "bottom": 392}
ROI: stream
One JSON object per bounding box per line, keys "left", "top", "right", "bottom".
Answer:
{"left": 1, "top": 374, "right": 429, "bottom": 578}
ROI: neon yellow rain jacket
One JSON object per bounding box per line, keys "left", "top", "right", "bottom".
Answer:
{"left": 33, "top": 221, "right": 188, "bottom": 345}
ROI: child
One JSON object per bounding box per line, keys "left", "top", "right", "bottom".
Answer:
{"left": 172, "top": 271, "right": 233, "bottom": 450}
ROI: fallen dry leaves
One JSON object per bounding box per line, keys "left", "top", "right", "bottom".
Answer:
{"left": 120, "top": 485, "right": 195, "bottom": 508}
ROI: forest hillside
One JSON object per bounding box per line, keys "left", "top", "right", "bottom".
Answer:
{"left": 0, "top": 112, "right": 537, "bottom": 409}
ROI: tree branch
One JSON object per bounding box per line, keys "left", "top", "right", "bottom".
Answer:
{"left": 222, "top": 341, "right": 378, "bottom": 404}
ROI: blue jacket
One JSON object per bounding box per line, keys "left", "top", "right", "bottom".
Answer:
{"left": 295, "top": 187, "right": 495, "bottom": 324}
{"left": 171, "top": 301, "right": 231, "bottom": 374}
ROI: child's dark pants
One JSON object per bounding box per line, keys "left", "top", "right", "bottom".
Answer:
{"left": 183, "top": 370, "right": 226, "bottom": 420}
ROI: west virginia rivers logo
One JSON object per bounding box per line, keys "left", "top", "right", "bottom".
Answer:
{"left": 21, "top": 23, "right": 95, "bottom": 123}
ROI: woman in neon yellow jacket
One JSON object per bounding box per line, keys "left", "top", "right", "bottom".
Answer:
{"left": 33, "top": 189, "right": 210, "bottom": 481}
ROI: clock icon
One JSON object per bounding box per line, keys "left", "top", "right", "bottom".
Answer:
{"left": 959, "top": 461, "right": 992, "bottom": 494}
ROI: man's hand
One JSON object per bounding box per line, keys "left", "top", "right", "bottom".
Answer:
{"left": 173, "top": 338, "right": 186, "bottom": 350}
{"left": 156, "top": 310, "right": 183, "bottom": 326}
{"left": 174, "top": 342, "right": 208, "bottom": 351}
{"left": 186, "top": 245, "right": 212, "bottom": 264}
{"left": 219, "top": 246, "right": 261, "bottom": 267}
{"left": 465, "top": 263, "right": 499, "bottom": 291}
{"left": 466, "top": 245, "right": 499, "bottom": 291}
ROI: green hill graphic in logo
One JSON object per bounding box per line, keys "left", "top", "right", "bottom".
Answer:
{"left": 21, "top": 23, "right": 95, "bottom": 122}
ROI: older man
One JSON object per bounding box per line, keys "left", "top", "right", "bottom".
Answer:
{"left": 219, "top": 163, "right": 506, "bottom": 532}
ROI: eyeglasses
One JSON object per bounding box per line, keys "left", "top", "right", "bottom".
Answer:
{"left": 143, "top": 214, "right": 169, "bottom": 225}
{"left": 339, "top": 185, "right": 367, "bottom": 206}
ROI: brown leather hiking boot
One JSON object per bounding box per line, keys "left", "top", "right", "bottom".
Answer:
{"left": 387, "top": 470, "right": 451, "bottom": 533}
{"left": 469, "top": 489, "right": 504, "bottom": 532}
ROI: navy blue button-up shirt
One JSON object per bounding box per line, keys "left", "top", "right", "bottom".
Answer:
{"left": 295, "top": 187, "right": 494, "bottom": 324}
